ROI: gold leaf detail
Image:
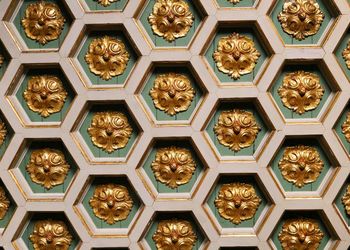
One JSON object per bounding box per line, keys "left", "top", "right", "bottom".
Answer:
{"left": 341, "top": 112, "right": 350, "bottom": 143}
{"left": 0, "top": 122, "right": 7, "bottom": 147}
{"left": 152, "top": 219, "right": 197, "bottom": 250}
{"left": 89, "top": 184, "right": 133, "bottom": 224}
{"left": 149, "top": 73, "right": 195, "bottom": 116}
{"left": 278, "top": 145, "right": 324, "bottom": 188}
{"left": 85, "top": 36, "right": 130, "bottom": 80}
{"left": 342, "top": 41, "right": 350, "bottom": 69}
{"left": 278, "top": 218, "right": 324, "bottom": 250}
{"left": 96, "top": 0, "right": 119, "bottom": 7}
{"left": 214, "top": 182, "right": 261, "bottom": 224}
{"left": 21, "top": 1, "right": 66, "bottom": 45}
{"left": 214, "top": 109, "right": 261, "bottom": 152}
{"left": 213, "top": 33, "right": 260, "bottom": 79}
{"left": 26, "top": 148, "right": 70, "bottom": 190}
{"left": 0, "top": 54, "right": 3, "bottom": 68}
{"left": 277, "top": 0, "right": 324, "bottom": 41}
{"left": 278, "top": 71, "right": 324, "bottom": 115}
{"left": 87, "top": 111, "right": 133, "bottom": 153}
{"left": 227, "top": 0, "right": 241, "bottom": 4}
{"left": 23, "top": 75, "right": 68, "bottom": 118}
{"left": 29, "top": 219, "right": 73, "bottom": 250}
{"left": 151, "top": 146, "right": 196, "bottom": 189}
{"left": 342, "top": 185, "right": 350, "bottom": 216}
{"left": 148, "top": 0, "right": 194, "bottom": 42}
{"left": 0, "top": 186, "right": 10, "bottom": 220}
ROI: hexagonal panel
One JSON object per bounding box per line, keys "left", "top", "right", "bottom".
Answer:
{"left": 0, "top": 40, "right": 11, "bottom": 80}
{"left": 72, "top": 26, "right": 139, "bottom": 88}
{"left": 269, "top": 210, "right": 336, "bottom": 249}
{"left": 215, "top": 0, "right": 258, "bottom": 8}
{"left": 136, "top": 0, "right": 205, "bottom": 47}
{"left": 81, "top": 0, "right": 128, "bottom": 11}
{"left": 14, "top": 212, "right": 80, "bottom": 249}
{"left": 204, "top": 99, "right": 272, "bottom": 159}
{"left": 335, "top": 28, "right": 350, "bottom": 81}
{"left": 137, "top": 63, "right": 206, "bottom": 124}
{"left": 205, "top": 174, "right": 271, "bottom": 234}
{"left": 269, "top": 136, "right": 336, "bottom": 197}
{"left": 7, "top": 0, "right": 73, "bottom": 50}
{"left": 9, "top": 139, "right": 78, "bottom": 199}
{"left": 269, "top": 0, "right": 337, "bottom": 46}
{"left": 75, "top": 175, "right": 142, "bottom": 235}
{"left": 0, "top": 112, "right": 14, "bottom": 161}
{"left": 140, "top": 212, "right": 207, "bottom": 249}
{"left": 137, "top": 138, "right": 207, "bottom": 199}
{"left": 73, "top": 102, "right": 140, "bottom": 163}
{"left": 203, "top": 24, "right": 270, "bottom": 85}
{"left": 334, "top": 102, "right": 350, "bottom": 157}
{"left": 0, "top": 179, "right": 16, "bottom": 231}
{"left": 268, "top": 61, "right": 337, "bottom": 121}
{"left": 334, "top": 174, "right": 350, "bottom": 229}
{"left": 7, "top": 65, "right": 76, "bottom": 126}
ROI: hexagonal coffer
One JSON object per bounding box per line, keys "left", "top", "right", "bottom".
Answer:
{"left": 334, "top": 175, "right": 350, "bottom": 229}
{"left": 334, "top": 102, "right": 350, "bottom": 158}
{"left": 0, "top": 179, "right": 16, "bottom": 232}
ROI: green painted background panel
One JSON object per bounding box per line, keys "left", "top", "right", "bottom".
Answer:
{"left": 270, "top": 0, "right": 331, "bottom": 45}
{"left": 0, "top": 181, "right": 16, "bottom": 229}
{"left": 335, "top": 31, "right": 350, "bottom": 80}
{"left": 145, "top": 213, "right": 205, "bottom": 250}
{"left": 15, "top": 68, "right": 74, "bottom": 122}
{"left": 79, "top": 104, "right": 139, "bottom": 158}
{"left": 141, "top": 66, "right": 203, "bottom": 121}
{"left": 139, "top": 0, "right": 202, "bottom": 47}
{"left": 205, "top": 28, "right": 267, "bottom": 83}
{"left": 0, "top": 42, "right": 10, "bottom": 80}
{"left": 18, "top": 141, "right": 77, "bottom": 194}
{"left": 271, "top": 65, "right": 331, "bottom": 119}
{"left": 14, "top": 0, "right": 71, "bottom": 49}
{"left": 334, "top": 105, "right": 350, "bottom": 154}
{"left": 335, "top": 176, "right": 350, "bottom": 226}
{"left": 82, "top": 177, "right": 141, "bottom": 229}
{"left": 217, "top": 0, "right": 255, "bottom": 8}
{"left": 85, "top": 0, "right": 128, "bottom": 11}
{"left": 22, "top": 213, "right": 79, "bottom": 250}
{"left": 77, "top": 31, "right": 137, "bottom": 85}
{"left": 271, "top": 211, "right": 330, "bottom": 250}
{"left": 143, "top": 140, "right": 203, "bottom": 193}
{"left": 271, "top": 138, "right": 331, "bottom": 192}
{"left": 206, "top": 102, "right": 268, "bottom": 156}
{"left": 207, "top": 175, "right": 267, "bottom": 228}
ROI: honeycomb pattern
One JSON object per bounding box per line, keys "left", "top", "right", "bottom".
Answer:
{"left": 1, "top": 0, "right": 350, "bottom": 249}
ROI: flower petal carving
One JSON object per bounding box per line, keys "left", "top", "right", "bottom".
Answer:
{"left": 87, "top": 111, "right": 133, "bottom": 153}
{"left": 214, "top": 182, "right": 261, "bottom": 224}
{"left": 341, "top": 185, "right": 350, "bottom": 216}
{"left": 278, "top": 71, "right": 324, "bottom": 115}
{"left": 341, "top": 112, "right": 350, "bottom": 143}
{"left": 89, "top": 183, "right": 133, "bottom": 224}
{"left": 152, "top": 219, "right": 197, "bottom": 250}
{"left": 29, "top": 219, "right": 73, "bottom": 250}
{"left": 21, "top": 1, "right": 66, "bottom": 45}
{"left": 343, "top": 41, "right": 350, "bottom": 69}
{"left": 277, "top": 0, "right": 324, "bottom": 41}
{"left": 148, "top": 0, "right": 194, "bottom": 42}
{"left": 278, "top": 145, "right": 324, "bottom": 188}
{"left": 85, "top": 36, "right": 130, "bottom": 80}
{"left": 214, "top": 109, "right": 261, "bottom": 152}
{"left": 0, "top": 54, "right": 3, "bottom": 67}
{"left": 0, "top": 122, "right": 7, "bottom": 147}
{"left": 0, "top": 186, "right": 10, "bottom": 220}
{"left": 23, "top": 75, "right": 68, "bottom": 118}
{"left": 151, "top": 146, "right": 196, "bottom": 189}
{"left": 149, "top": 73, "right": 195, "bottom": 116}
{"left": 96, "top": 0, "right": 119, "bottom": 7}
{"left": 213, "top": 33, "right": 260, "bottom": 80}
{"left": 26, "top": 148, "right": 70, "bottom": 190}
{"left": 227, "top": 0, "right": 241, "bottom": 4}
{"left": 278, "top": 218, "right": 324, "bottom": 250}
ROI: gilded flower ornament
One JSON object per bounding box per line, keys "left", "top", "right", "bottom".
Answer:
{"left": 0, "top": 122, "right": 7, "bottom": 147}
{"left": 342, "top": 41, "right": 350, "bottom": 69}
{"left": 214, "top": 182, "right": 261, "bottom": 224}
{"left": 277, "top": 0, "right": 324, "bottom": 41}
{"left": 0, "top": 186, "right": 10, "bottom": 220}
{"left": 21, "top": 1, "right": 66, "bottom": 45}
{"left": 152, "top": 219, "right": 197, "bottom": 250}
{"left": 278, "top": 71, "right": 324, "bottom": 115}
{"left": 341, "top": 112, "right": 350, "bottom": 143}
{"left": 278, "top": 218, "right": 324, "bottom": 250}
{"left": 96, "top": 0, "right": 119, "bottom": 7}
{"left": 89, "top": 184, "right": 133, "bottom": 224}
{"left": 149, "top": 73, "right": 195, "bottom": 116}
{"left": 23, "top": 75, "right": 68, "bottom": 118}
{"left": 151, "top": 146, "right": 196, "bottom": 189}
{"left": 87, "top": 111, "right": 133, "bottom": 153}
{"left": 148, "top": 0, "right": 194, "bottom": 42}
{"left": 0, "top": 54, "right": 3, "bottom": 68}
{"left": 213, "top": 33, "right": 260, "bottom": 80}
{"left": 85, "top": 36, "right": 130, "bottom": 81}
{"left": 227, "top": 0, "right": 241, "bottom": 4}
{"left": 278, "top": 145, "right": 324, "bottom": 188}
{"left": 26, "top": 148, "right": 70, "bottom": 190}
{"left": 341, "top": 185, "right": 350, "bottom": 216}
{"left": 214, "top": 109, "right": 261, "bottom": 152}
{"left": 29, "top": 219, "right": 73, "bottom": 250}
